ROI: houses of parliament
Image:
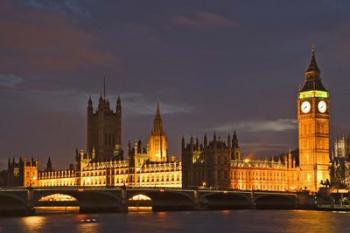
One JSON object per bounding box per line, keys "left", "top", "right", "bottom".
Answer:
{"left": 6, "top": 49, "right": 330, "bottom": 193}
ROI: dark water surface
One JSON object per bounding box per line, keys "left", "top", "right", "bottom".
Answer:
{"left": 0, "top": 210, "right": 349, "bottom": 233}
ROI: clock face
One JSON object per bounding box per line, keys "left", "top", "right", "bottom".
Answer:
{"left": 318, "top": 100, "right": 327, "bottom": 113}
{"left": 301, "top": 101, "right": 311, "bottom": 113}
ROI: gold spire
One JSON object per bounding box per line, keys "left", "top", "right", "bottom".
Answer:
{"left": 152, "top": 103, "right": 165, "bottom": 135}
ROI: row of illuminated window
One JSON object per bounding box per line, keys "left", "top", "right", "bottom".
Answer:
{"left": 82, "top": 168, "right": 182, "bottom": 177}
{"left": 84, "top": 162, "right": 128, "bottom": 170}
{"left": 231, "top": 171, "right": 294, "bottom": 180}
{"left": 83, "top": 162, "right": 181, "bottom": 172}
{"left": 234, "top": 184, "right": 287, "bottom": 192}
{"left": 39, "top": 170, "right": 75, "bottom": 179}
{"left": 82, "top": 176, "right": 182, "bottom": 186}
{"left": 39, "top": 179, "right": 76, "bottom": 187}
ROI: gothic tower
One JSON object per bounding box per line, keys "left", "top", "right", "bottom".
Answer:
{"left": 148, "top": 104, "right": 168, "bottom": 162}
{"left": 87, "top": 80, "right": 122, "bottom": 161}
{"left": 298, "top": 48, "right": 330, "bottom": 192}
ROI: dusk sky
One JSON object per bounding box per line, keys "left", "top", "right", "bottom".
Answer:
{"left": 1, "top": 0, "right": 350, "bottom": 169}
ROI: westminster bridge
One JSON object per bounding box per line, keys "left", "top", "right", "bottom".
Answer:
{"left": 0, "top": 187, "right": 315, "bottom": 215}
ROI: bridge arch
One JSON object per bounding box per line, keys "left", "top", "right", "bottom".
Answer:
{"left": 33, "top": 189, "right": 122, "bottom": 213}
{"left": 0, "top": 192, "right": 28, "bottom": 215}
{"left": 127, "top": 190, "right": 194, "bottom": 211}
{"left": 199, "top": 192, "right": 252, "bottom": 209}
{"left": 254, "top": 194, "right": 297, "bottom": 209}
{"left": 0, "top": 192, "right": 27, "bottom": 206}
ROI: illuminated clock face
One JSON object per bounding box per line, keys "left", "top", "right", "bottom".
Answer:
{"left": 318, "top": 100, "right": 327, "bottom": 113}
{"left": 301, "top": 101, "right": 311, "bottom": 113}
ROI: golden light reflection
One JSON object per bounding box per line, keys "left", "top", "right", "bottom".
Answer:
{"left": 21, "top": 216, "right": 46, "bottom": 232}
{"left": 34, "top": 206, "right": 79, "bottom": 214}
{"left": 128, "top": 206, "right": 152, "bottom": 212}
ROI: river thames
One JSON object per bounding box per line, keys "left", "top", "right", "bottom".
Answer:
{"left": 0, "top": 210, "right": 349, "bottom": 233}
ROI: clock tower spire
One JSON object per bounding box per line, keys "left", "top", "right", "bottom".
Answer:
{"left": 298, "top": 47, "right": 330, "bottom": 192}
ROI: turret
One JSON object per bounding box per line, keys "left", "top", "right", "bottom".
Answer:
{"left": 75, "top": 148, "right": 79, "bottom": 162}
{"left": 137, "top": 140, "right": 142, "bottom": 153}
{"left": 46, "top": 157, "right": 53, "bottom": 171}
{"left": 232, "top": 131, "right": 239, "bottom": 148}
{"left": 288, "top": 150, "right": 292, "bottom": 168}
{"left": 204, "top": 134, "right": 208, "bottom": 147}
{"left": 92, "top": 147, "right": 96, "bottom": 160}
{"left": 231, "top": 131, "right": 241, "bottom": 160}
{"left": 88, "top": 96, "right": 93, "bottom": 114}
{"left": 128, "top": 141, "right": 131, "bottom": 154}
{"left": 227, "top": 134, "right": 231, "bottom": 148}
{"left": 116, "top": 96, "right": 121, "bottom": 113}
{"left": 98, "top": 95, "right": 104, "bottom": 110}
{"left": 190, "top": 136, "right": 194, "bottom": 150}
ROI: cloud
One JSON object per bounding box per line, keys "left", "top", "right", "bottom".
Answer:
{"left": 172, "top": 11, "right": 240, "bottom": 29}
{"left": 23, "top": 0, "right": 88, "bottom": 16}
{"left": 0, "top": 74, "right": 24, "bottom": 88}
{"left": 121, "top": 93, "right": 192, "bottom": 116}
{"left": 0, "top": 2, "right": 120, "bottom": 73}
{"left": 26, "top": 90, "right": 193, "bottom": 116}
{"left": 211, "top": 118, "right": 297, "bottom": 133}
{"left": 241, "top": 142, "right": 291, "bottom": 152}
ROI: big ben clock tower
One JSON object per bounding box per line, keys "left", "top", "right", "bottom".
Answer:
{"left": 298, "top": 48, "right": 330, "bottom": 192}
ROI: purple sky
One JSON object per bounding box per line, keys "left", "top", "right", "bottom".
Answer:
{"left": 1, "top": 0, "right": 350, "bottom": 169}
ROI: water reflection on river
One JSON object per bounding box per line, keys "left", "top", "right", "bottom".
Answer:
{"left": 0, "top": 210, "right": 349, "bottom": 233}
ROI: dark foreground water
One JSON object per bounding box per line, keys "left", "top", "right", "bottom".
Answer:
{"left": 0, "top": 210, "right": 349, "bottom": 233}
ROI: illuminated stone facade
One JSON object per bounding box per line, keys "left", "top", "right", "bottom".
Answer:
{"left": 38, "top": 103, "right": 181, "bottom": 188}
{"left": 182, "top": 133, "right": 240, "bottom": 189}
{"left": 230, "top": 157, "right": 300, "bottom": 191}
{"left": 182, "top": 49, "right": 331, "bottom": 192}
{"left": 182, "top": 134, "right": 300, "bottom": 191}
{"left": 7, "top": 158, "right": 38, "bottom": 187}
